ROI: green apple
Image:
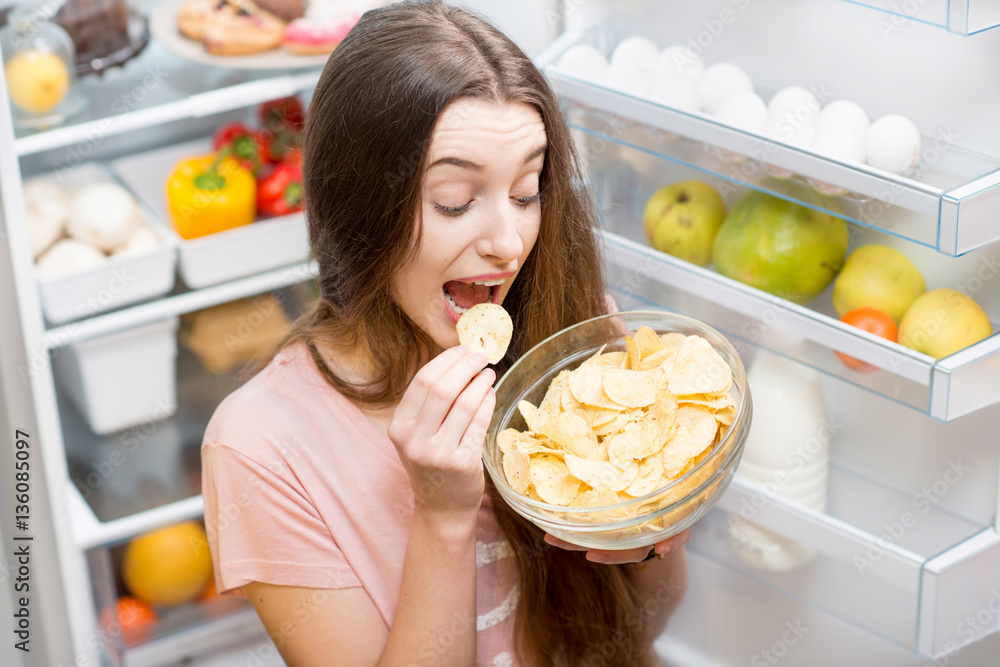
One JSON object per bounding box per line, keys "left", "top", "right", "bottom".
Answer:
{"left": 833, "top": 245, "right": 925, "bottom": 324}
{"left": 644, "top": 180, "right": 726, "bottom": 266}
{"left": 898, "top": 288, "right": 992, "bottom": 359}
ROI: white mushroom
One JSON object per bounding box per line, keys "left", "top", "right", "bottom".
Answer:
{"left": 113, "top": 225, "right": 160, "bottom": 255}
{"left": 35, "top": 238, "right": 106, "bottom": 278}
{"left": 67, "top": 182, "right": 138, "bottom": 252}
{"left": 23, "top": 178, "right": 68, "bottom": 258}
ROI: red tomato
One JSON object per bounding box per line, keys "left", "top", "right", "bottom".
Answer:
{"left": 836, "top": 307, "right": 898, "bottom": 373}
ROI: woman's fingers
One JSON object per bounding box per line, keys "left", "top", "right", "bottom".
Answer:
{"left": 394, "top": 347, "right": 489, "bottom": 437}
{"left": 653, "top": 528, "right": 691, "bottom": 555}
{"left": 545, "top": 529, "right": 691, "bottom": 565}
{"left": 437, "top": 368, "right": 495, "bottom": 448}
{"left": 393, "top": 346, "right": 470, "bottom": 424}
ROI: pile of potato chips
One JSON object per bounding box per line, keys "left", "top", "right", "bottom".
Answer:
{"left": 498, "top": 326, "right": 738, "bottom": 533}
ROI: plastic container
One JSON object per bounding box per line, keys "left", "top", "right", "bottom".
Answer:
{"left": 52, "top": 317, "right": 179, "bottom": 435}
{"left": 483, "top": 310, "right": 752, "bottom": 550}
{"left": 33, "top": 163, "right": 177, "bottom": 324}
{"left": 110, "top": 138, "right": 310, "bottom": 289}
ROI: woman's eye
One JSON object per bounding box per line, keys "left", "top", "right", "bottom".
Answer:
{"left": 514, "top": 193, "right": 543, "bottom": 207}
{"left": 434, "top": 201, "right": 473, "bottom": 216}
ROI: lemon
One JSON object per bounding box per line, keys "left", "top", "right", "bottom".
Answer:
{"left": 123, "top": 522, "right": 214, "bottom": 607}
{"left": 898, "top": 288, "right": 993, "bottom": 359}
{"left": 5, "top": 50, "right": 70, "bottom": 114}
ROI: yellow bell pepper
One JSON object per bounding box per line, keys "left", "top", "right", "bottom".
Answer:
{"left": 165, "top": 152, "right": 256, "bottom": 240}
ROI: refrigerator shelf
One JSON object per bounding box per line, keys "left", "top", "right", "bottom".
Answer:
{"left": 689, "top": 504, "right": 1000, "bottom": 658}
{"left": 604, "top": 234, "right": 1000, "bottom": 421}
{"left": 539, "top": 31, "right": 1000, "bottom": 257}
{"left": 843, "top": 0, "right": 1000, "bottom": 35}
{"left": 10, "top": 40, "right": 321, "bottom": 158}
{"left": 43, "top": 260, "right": 318, "bottom": 350}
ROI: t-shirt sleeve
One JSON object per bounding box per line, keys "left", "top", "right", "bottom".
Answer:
{"left": 202, "top": 441, "right": 362, "bottom": 597}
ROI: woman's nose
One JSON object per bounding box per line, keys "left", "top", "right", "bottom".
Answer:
{"left": 479, "top": 200, "right": 525, "bottom": 262}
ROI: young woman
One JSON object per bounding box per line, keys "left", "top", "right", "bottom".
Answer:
{"left": 201, "top": 2, "right": 689, "bottom": 665}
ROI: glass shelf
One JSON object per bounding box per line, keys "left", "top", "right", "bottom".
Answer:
{"left": 538, "top": 30, "right": 1000, "bottom": 256}
{"left": 10, "top": 39, "right": 321, "bottom": 157}
{"left": 843, "top": 0, "right": 1000, "bottom": 35}
{"left": 59, "top": 283, "right": 314, "bottom": 548}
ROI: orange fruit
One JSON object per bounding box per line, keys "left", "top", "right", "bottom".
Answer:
{"left": 835, "top": 307, "right": 898, "bottom": 373}
{"left": 123, "top": 522, "right": 213, "bottom": 607}
{"left": 116, "top": 596, "right": 158, "bottom": 631}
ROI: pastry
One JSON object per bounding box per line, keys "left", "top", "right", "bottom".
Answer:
{"left": 251, "top": 0, "right": 304, "bottom": 22}
{"left": 282, "top": 9, "right": 358, "bottom": 55}
{"left": 202, "top": 0, "right": 286, "bottom": 56}
{"left": 178, "top": 0, "right": 215, "bottom": 40}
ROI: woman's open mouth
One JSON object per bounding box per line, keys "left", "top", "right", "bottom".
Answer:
{"left": 443, "top": 277, "right": 505, "bottom": 321}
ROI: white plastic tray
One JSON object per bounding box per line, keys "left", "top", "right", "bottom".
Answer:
{"left": 52, "top": 317, "right": 179, "bottom": 435}
{"left": 34, "top": 163, "right": 178, "bottom": 324}
{"left": 111, "top": 138, "right": 311, "bottom": 289}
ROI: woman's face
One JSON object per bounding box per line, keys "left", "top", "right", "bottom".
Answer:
{"left": 392, "top": 98, "right": 546, "bottom": 353}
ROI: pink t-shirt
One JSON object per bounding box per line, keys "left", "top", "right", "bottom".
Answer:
{"left": 201, "top": 343, "right": 519, "bottom": 666}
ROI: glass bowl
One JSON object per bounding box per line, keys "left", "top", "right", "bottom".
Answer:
{"left": 484, "top": 310, "right": 752, "bottom": 550}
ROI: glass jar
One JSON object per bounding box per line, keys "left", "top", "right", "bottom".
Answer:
{"left": 1, "top": 1, "right": 86, "bottom": 129}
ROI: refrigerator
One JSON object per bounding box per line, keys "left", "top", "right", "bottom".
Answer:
{"left": 1, "top": 0, "right": 1000, "bottom": 665}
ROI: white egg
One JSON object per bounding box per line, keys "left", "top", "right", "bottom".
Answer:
{"left": 610, "top": 36, "right": 659, "bottom": 76}
{"left": 812, "top": 125, "right": 866, "bottom": 163}
{"left": 865, "top": 114, "right": 921, "bottom": 174}
{"left": 654, "top": 45, "right": 705, "bottom": 82}
{"left": 714, "top": 92, "right": 768, "bottom": 133}
{"left": 649, "top": 75, "right": 701, "bottom": 111}
{"left": 698, "top": 63, "right": 753, "bottom": 114}
{"left": 557, "top": 45, "right": 610, "bottom": 82}
{"left": 817, "top": 100, "right": 870, "bottom": 139}
{"left": 607, "top": 60, "right": 654, "bottom": 97}
{"left": 765, "top": 112, "right": 816, "bottom": 148}
{"left": 767, "top": 86, "right": 821, "bottom": 127}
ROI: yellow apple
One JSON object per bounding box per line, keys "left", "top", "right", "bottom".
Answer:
{"left": 5, "top": 50, "right": 70, "bottom": 114}
{"left": 643, "top": 180, "right": 726, "bottom": 266}
{"left": 898, "top": 288, "right": 993, "bottom": 359}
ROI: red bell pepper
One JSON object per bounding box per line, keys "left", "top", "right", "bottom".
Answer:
{"left": 257, "top": 151, "right": 303, "bottom": 217}
{"left": 212, "top": 122, "right": 270, "bottom": 174}
{"left": 259, "top": 97, "right": 305, "bottom": 133}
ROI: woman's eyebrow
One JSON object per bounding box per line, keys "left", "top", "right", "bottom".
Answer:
{"left": 428, "top": 144, "right": 548, "bottom": 171}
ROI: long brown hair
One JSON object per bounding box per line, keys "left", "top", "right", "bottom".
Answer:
{"left": 291, "top": 2, "right": 654, "bottom": 664}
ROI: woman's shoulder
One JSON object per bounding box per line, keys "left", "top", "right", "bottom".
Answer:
{"left": 202, "top": 342, "right": 360, "bottom": 461}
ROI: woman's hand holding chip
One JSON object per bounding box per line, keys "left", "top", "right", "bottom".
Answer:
{"left": 388, "top": 345, "right": 496, "bottom": 523}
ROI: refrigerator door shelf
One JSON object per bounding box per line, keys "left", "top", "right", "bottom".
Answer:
{"left": 600, "top": 222, "right": 1000, "bottom": 422}
{"left": 537, "top": 30, "right": 1000, "bottom": 256}
{"left": 845, "top": 0, "right": 1000, "bottom": 36}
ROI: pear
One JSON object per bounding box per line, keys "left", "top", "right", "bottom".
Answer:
{"left": 833, "top": 245, "right": 925, "bottom": 324}
{"left": 898, "top": 289, "right": 992, "bottom": 359}
{"left": 643, "top": 180, "right": 726, "bottom": 267}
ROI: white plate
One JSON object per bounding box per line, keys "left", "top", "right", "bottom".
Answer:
{"left": 149, "top": 0, "right": 330, "bottom": 70}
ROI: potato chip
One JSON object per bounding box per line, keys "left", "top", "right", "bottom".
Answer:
{"left": 607, "top": 389, "right": 677, "bottom": 465}
{"left": 637, "top": 346, "right": 675, "bottom": 372}
{"left": 633, "top": 325, "right": 663, "bottom": 359}
{"left": 624, "top": 455, "right": 664, "bottom": 497}
{"left": 565, "top": 454, "right": 638, "bottom": 492}
{"left": 538, "top": 370, "right": 568, "bottom": 420}
{"left": 593, "top": 408, "right": 644, "bottom": 438}
{"left": 625, "top": 336, "right": 641, "bottom": 371}
{"left": 529, "top": 454, "right": 580, "bottom": 505}
{"left": 560, "top": 378, "right": 583, "bottom": 413}
{"left": 602, "top": 368, "right": 664, "bottom": 408}
{"left": 518, "top": 400, "right": 547, "bottom": 433}
{"left": 502, "top": 447, "right": 530, "bottom": 493}
{"left": 584, "top": 405, "right": 622, "bottom": 429}
{"left": 570, "top": 487, "right": 620, "bottom": 508}
{"left": 661, "top": 405, "right": 718, "bottom": 477}
{"left": 678, "top": 393, "right": 734, "bottom": 411}
{"left": 538, "top": 411, "right": 602, "bottom": 460}
{"left": 597, "top": 351, "right": 627, "bottom": 367}
{"left": 569, "top": 364, "right": 622, "bottom": 410}
{"left": 669, "top": 345, "right": 732, "bottom": 396}
{"left": 456, "top": 303, "right": 512, "bottom": 364}
{"left": 659, "top": 332, "right": 687, "bottom": 354}
{"left": 500, "top": 429, "right": 564, "bottom": 457}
